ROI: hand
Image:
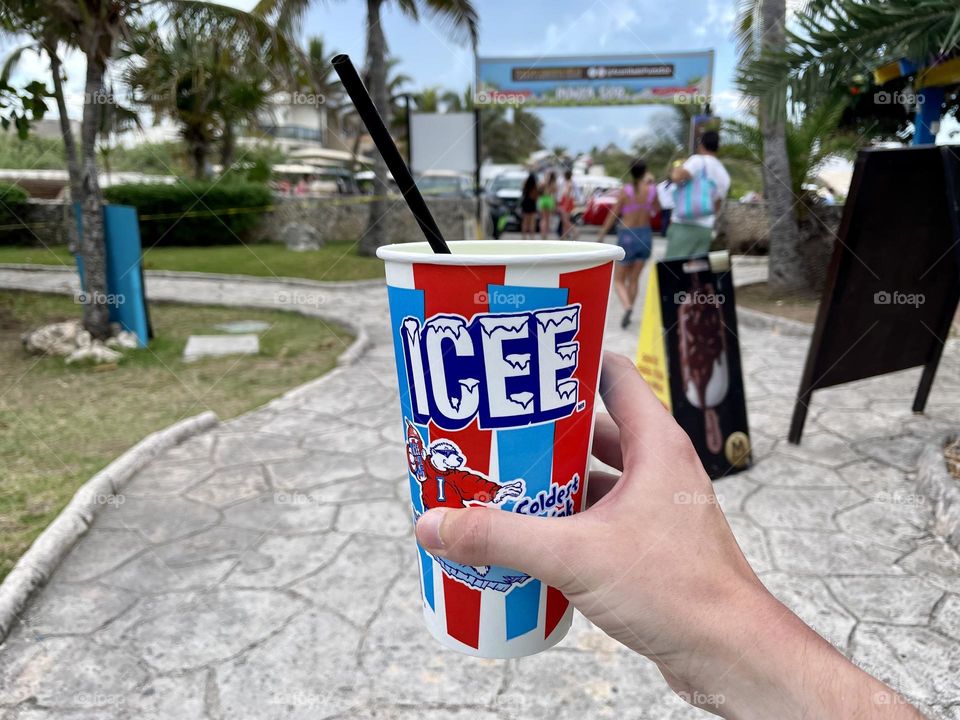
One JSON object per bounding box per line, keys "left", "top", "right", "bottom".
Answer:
{"left": 493, "top": 480, "right": 523, "bottom": 503}
{"left": 416, "top": 353, "right": 922, "bottom": 720}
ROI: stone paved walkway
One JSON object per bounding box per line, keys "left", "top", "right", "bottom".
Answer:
{"left": 1, "top": 253, "right": 959, "bottom": 720}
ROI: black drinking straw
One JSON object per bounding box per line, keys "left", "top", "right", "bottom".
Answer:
{"left": 332, "top": 54, "right": 451, "bottom": 254}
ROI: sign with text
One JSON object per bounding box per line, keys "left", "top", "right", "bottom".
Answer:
{"left": 476, "top": 52, "right": 713, "bottom": 107}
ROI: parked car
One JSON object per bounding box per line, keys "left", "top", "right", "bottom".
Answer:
{"left": 484, "top": 170, "right": 528, "bottom": 238}
{"left": 416, "top": 170, "right": 474, "bottom": 198}
{"left": 582, "top": 187, "right": 662, "bottom": 234}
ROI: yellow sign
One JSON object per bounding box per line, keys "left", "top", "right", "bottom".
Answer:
{"left": 635, "top": 264, "right": 672, "bottom": 411}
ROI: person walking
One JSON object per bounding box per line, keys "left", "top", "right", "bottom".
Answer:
{"left": 537, "top": 171, "right": 558, "bottom": 239}
{"left": 665, "top": 130, "right": 730, "bottom": 257}
{"left": 520, "top": 172, "right": 539, "bottom": 239}
{"left": 597, "top": 159, "right": 660, "bottom": 329}
{"left": 656, "top": 176, "right": 675, "bottom": 237}
{"left": 558, "top": 169, "right": 579, "bottom": 239}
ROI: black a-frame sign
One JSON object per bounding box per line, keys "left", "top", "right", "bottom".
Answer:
{"left": 789, "top": 146, "right": 960, "bottom": 444}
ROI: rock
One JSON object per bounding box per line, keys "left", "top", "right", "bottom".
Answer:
{"left": 21, "top": 320, "right": 82, "bottom": 356}
{"left": 105, "top": 330, "right": 139, "bottom": 349}
{"left": 23, "top": 320, "right": 134, "bottom": 364}
{"left": 280, "top": 221, "right": 323, "bottom": 251}
{"left": 65, "top": 340, "right": 123, "bottom": 365}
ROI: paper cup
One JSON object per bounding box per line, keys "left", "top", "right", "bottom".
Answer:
{"left": 377, "top": 240, "right": 624, "bottom": 658}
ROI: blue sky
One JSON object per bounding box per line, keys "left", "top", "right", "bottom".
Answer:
{"left": 293, "top": 0, "right": 743, "bottom": 152}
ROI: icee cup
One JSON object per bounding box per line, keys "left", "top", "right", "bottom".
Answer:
{"left": 376, "top": 239, "right": 624, "bottom": 658}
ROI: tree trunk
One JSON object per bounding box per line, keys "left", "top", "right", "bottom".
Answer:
{"left": 760, "top": 0, "right": 806, "bottom": 295}
{"left": 188, "top": 132, "right": 209, "bottom": 180}
{"left": 221, "top": 121, "right": 235, "bottom": 173}
{"left": 361, "top": 0, "right": 389, "bottom": 256}
{"left": 47, "top": 46, "right": 83, "bottom": 253}
{"left": 78, "top": 46, "right": 110, "bottom": 339}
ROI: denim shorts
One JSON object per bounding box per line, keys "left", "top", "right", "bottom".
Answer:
{"left": 617, "top": 225, "right": 653, "bottom": 263}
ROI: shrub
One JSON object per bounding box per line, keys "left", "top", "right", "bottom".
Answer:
{"left": 0, "top": 182, "right": 32, "bottom": 246}
{"left": 104, "top": 181, "right": 272, "bottom": 246}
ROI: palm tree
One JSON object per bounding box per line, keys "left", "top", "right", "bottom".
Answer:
{"left": 255, "top": 0, "right": 478, "bottom": 255}
{"left": 414, "top": 86, "right": 442, "bottom": 112}
{"left": 735, "top": 0, "right": 805, "bottom": 295}
{"left": 303, "top": 36, "right": 344, "bottom": 146}
{"left": 337, "top": 56, "right": 411, "bottom": 170}
{"left": 125, "top": 13, "right": 279, "bottom": 179}
{"left": 738, "top": 0, "right": 960, "bottom": 116}
{"left": 0, "top": 1, "right": 292, "bottom": 338}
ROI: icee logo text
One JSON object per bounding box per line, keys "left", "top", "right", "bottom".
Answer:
{"left": 401, "top": 304, "right": 581, "bottom": 431}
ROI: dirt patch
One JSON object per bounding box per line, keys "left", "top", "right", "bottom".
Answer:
{"left": 946, "top": 437, "right": 960, "bottom": 480}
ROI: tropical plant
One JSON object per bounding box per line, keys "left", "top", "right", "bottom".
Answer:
{"left": 125, "top": 12, "right": 283, "bottom": 179}
{"left": 724, "top": 99, "right": 861, "bottom": 203}
{"left": 0, "top": 1, "right": 292, "bottom": 337}
{"left": 738, "top": 0, "right": 960, "bottom": 116}
{"left": 302, "top": 36, "right": 344, "bottom": 145}
{"left": 338, "top": 57, "right": 410, "bottom": 169}
{"left": 256, "top": 0, "right": 479, "bottom": 255}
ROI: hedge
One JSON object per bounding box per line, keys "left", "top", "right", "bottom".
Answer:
{"left": 104, "top": 181, "right": 272, "bottom": 246}
{"left": 0, "top": 183, "right": 32, "bottom": 246}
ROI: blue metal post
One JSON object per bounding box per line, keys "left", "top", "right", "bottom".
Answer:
{"left": 913, "top": 87, "right": 945, "bottom": 145}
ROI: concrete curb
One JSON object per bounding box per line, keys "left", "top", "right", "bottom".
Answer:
{"left": 0, "top": 262, "right": 385, "bottom": 289}
{"left": 916, "top": 432, "right": 960, "bottom": 551}
{"left": 0, "top": 411, "right": 219, "bottom": 641}
{"left": 735, "top": 305, "right": 814, "bottom": 337}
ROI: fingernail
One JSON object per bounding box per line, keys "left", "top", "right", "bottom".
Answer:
{"left": 417, "top": 508, "right": 448, "bottom": 550}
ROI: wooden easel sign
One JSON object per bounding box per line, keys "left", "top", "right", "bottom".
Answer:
{"left": 636, "top": 251, "right": 752, "bottom": 479}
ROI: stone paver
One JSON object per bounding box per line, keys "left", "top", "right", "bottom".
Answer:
{"left": 1, "top": 258, "right": 959, "bottom": 719}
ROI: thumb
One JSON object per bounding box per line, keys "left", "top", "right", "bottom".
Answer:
{"left": 415, "top": 507, "right": 583, "bottom": 592}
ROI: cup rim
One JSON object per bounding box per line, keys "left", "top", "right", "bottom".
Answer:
{"left": 376, "top": 240, "right": 625, "bottom": 266}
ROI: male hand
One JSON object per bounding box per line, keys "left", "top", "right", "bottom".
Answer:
{"left": 416, "top": 353, "right": 922, "bottom": 719}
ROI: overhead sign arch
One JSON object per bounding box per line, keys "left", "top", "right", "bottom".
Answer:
{"left": 475, "top": 51, "right": 714, "bottom": 108}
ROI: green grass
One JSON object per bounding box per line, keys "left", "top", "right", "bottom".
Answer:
{"left": 0, "top": 241, "right": 385, "bottom": 282}
{"left": 0, "top": 290, "right": 353, "bottom": 581}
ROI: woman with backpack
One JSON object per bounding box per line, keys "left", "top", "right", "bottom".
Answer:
{"left": 666, "top": 130, "right": 731, "bottom": 258}
{"left": 596, "top": 158, "right": 660, "bottom": 329}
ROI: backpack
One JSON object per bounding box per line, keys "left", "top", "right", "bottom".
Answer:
{"left": 673, "top": 158, "right": 717, "bottom": 220}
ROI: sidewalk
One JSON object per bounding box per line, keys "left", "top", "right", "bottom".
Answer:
{"left": 1, "top": 260, "right": 958, "bottom": 719}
